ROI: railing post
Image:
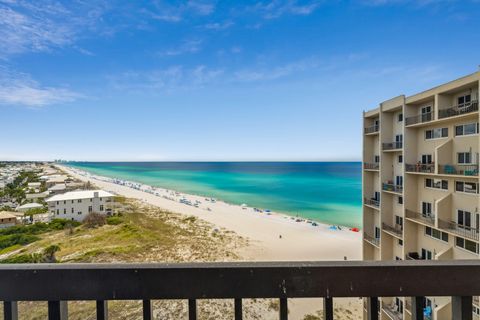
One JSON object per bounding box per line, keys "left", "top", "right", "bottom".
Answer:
{"left": 234, "top": 298, "right": 242, "bottom": 320}
{"left": 188, "top": 299, "right": 197, "bottom": 320}
{"left": 367, "top": 297, "right": 378, "bottom": 320}
{"left": 323, "top": 297, "right": 333, "bottom": 320}
{"left": 3, "top": 301, "right": 18, "bottom": 320}
{"left": 48, "top": 301, "right": 68, "bottom": 320}
{"left": 96, "top": 300, "right": 108, "bottom": 320}
{"left": 410, "top": 297, "right": 424, "bottom": 320}
{"left": 452, "top": 296, "right": 472, "bottom": 320}
{"left": 279, "top": 298, "right": 288, "bottom": 320}
{"left": 142, "top": 300, "right": 152, "bottom": 320}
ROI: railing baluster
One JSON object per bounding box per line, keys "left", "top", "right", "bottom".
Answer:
{"left": 142, "top": 300, "right": 152, "bottom": 320}
{"left": 48, "top": 301, "right": 68, "bottom": 320}
{"left": 452, "top": 296, "right": 472, "bottom": 320}
{"left": 3, "top": 301, "right": 18, "bottom": 320}
{"left": 188, "top": 299, "right": 197, "bottom": 320}
{"left": 323, "top": 297, "right": 333, "bottom": 320}
{"left": 367, "top": 297, "right": 378, "bottom": 320}
{"left": 234, "top": 298, "right": 242, "bottom": 320}
{"left": 279, "top": 298, "right": 288, "bottom": 320}
{"left": 410, "top": 296, "right": 424, "bottom": 320}
{"left": 96, "top": 300, "right": 108, "bottom": 320}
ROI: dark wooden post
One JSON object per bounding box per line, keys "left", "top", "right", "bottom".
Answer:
{"left": 96, "top": 300, "right": 108, "bottom": 320}
{"left": 48, "top": 301, "right": 68, "bottom": 320}
{"left": 323, "top": 297, "right": 333, "bottom": 320}
{"left": 367, "top": 297, "right": 378, "bottom": 320}
{"left": 410, "top": 296, "right": 424, "bottom": 320}
{"left": 452, "top": 296, "right": 472, "bottom": 320}
{"left": 3, "top": 301, "right": 18, "bottom": 320}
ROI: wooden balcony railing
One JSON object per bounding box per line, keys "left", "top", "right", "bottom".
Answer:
{"left": 364, "top": 163, "right": 380, "bottom": 170}
{"left": 365, "top": 125, "right": 379, "bottom": 134}
{"left": 405, "top": 210, "right": 435, "bottom": 227}
{"left": 438, "top": 100, "right": 479, "bottom": 119}
{"left": 405, "top": 112, "right": 433, "bottom": 126}
{"left": 0, "top": 261, "right": 479, "bottom": 320}
{"left": 382, "top": 142, "right": 402, "bottom": 151}
{"left": 437, "top": 218, "right": 480, "bottom": 241}
{"left": 438, "top": 164, "right": 479, "bottom": 176}
{"left": 405, "top": 163, "right": 435, "bottom": 174}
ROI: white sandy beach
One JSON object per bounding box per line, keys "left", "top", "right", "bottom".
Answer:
{"left": 59, "top": 165, "right": 363, "bottom": 319}
{"left": 60, "top": 165, "right": 362, "bottom": 262}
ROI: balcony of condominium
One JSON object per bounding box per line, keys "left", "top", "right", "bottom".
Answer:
{"left": 1, "top": 261, "right": 480, "bottom": 320}
{"left": 405, "top": 84, "right": 479, "bottom": 128}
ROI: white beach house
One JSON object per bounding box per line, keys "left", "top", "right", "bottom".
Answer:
{"left": 46, "top": 190, "right": 114, "bottom": 222}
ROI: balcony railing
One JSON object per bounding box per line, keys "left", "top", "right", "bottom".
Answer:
{"left": 382, "top": 183, "right": 403, "bottom": 194}
{"left": 382, "top": 142, "right": 402, "bottom": 151}
{"left": 383, "top": 303, "right": 403, "bottom": 320}
{"left": 405, "top": 112, "right": 433, "bottom": 126}
{"left": 365, "top": 124, "right": 379, "bottom": 134}
{"left": 382, "top": 222, "right": 403, "bottom": 238}
{"left": 438, "top": 100, "right": 479, "bottom": 120}
{"left": 405, "top": 210, "right": 435, "bottom": 226}
{"left": 364, "top": 163, "right": 380, "bottom": 170}
{"left": 438, "top": 218, "right": 480, "bottom": 241}
{"left": 364, "top": 232, "right": 380, "bottom": 247}
{"left": 438, "top": 164, "right": 479, "bottom": 176}
{"left": 405, "top": 163, "right": 435, "bottom": 174}
{"left": 364, "top": 197, "right": 380, "bottom": 208}
{"left": 0, "top": 262, "right": 479, "bottom": 320}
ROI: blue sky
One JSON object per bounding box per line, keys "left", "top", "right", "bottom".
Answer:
{"left": 1, "top": 0, "right": 480, "bottom": 161}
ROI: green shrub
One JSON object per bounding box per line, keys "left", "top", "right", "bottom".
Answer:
{"left": 106, "top": 216, "right": 123, "bottom": 225}
{"left": 0, "top": 234, "right": 39, "bottom": 250}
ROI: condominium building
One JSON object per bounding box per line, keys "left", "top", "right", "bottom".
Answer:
{"left": 363, "top": 71, "right": 480, "bottom": 320}
{"left": 46, "top": 190, "right": 114, "bottom": 222}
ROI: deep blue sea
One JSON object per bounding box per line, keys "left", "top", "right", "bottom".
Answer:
{"left": 66, "top": 162, "right": 362, "bottom": 227}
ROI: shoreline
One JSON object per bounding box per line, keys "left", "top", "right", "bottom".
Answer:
{"left": 58, "top": 164, "right": 362, "bottom": 262}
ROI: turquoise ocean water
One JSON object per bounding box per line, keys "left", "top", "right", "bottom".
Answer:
{"left": 66, "top": 162, "right": 362, "bottom": 228}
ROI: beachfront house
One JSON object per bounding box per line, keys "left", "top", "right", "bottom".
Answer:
{"left": 0, "top": 212, "right": 17, "bottom": 229}
{"left": 48, "top": 183, "right": 67, "bottom": 195}
{"left": 46, "top": 190, "right": 114, "bottom": 222}
{"left": 16, "top": 202, "right": 44, "bottom": 213}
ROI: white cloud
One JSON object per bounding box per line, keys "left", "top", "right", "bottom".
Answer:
{"left": 0, "top": 67, "right": 80, "bottom": 107}
{"left": 148, "top": 0, "right": 215, "bottom": 22}
{"left": 204, "top": 21, "right": 234, "bottom": 30}
{"left": 249, "top": 0, "right": 322, "bottom": 19}
{"left": 0, "top": 0, "right": 107, "bottom": 57}
{"left": 159, "top": 39, "right": 203, "bottom": 56}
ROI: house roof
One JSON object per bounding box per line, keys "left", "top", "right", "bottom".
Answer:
{"left": 46, "top": 190, "right": 114, "bottom": 202}
{"left": 0, "top": 211, "right": 17, "bottom": 219}
{"left": 16, "top": 203, "right": 43, "bottom": 210}
{"left": 48, "top": 184, "right": 66, "bottom": 191}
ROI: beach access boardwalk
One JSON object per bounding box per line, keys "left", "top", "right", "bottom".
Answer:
{"left": 1, "top": 260, "right": 479, "bottom": 320}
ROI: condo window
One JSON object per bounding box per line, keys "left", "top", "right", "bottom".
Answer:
{"left": 457, "top": 210, "right": 473, "bottom": 229}
{"left": 421, "top": 154, "right": 432, "bottom": 164}
{"left": 398, "top": 155, "right": 403, "bottom": 163}
{"left": 88, "top": 206, "right": 92, "bottom": 213}
{"left": 425, "top": 128, "right": 448, "bottom": 140}
{"left": 395, "top": 215, "right": 403, "bottom": 227}
{"left": 374, "top": 155, "right": 380, "bottom": 163}
{"left": 100, "top": 205, "right": 104, "bottom": 211}
{"left": 455, "top": 181, "right": 478, "bottom": 194}
{"left": 425, "top": 226, "right": 448, "bottom": 243}
{"left": 456, "top": 237, "right": 478, "bottom": 254}
{"left": 78, "top": 199, "right": 82, "bottom": 203}
{"left": 457, "top": 94, "right": 471, "bottom": 107}
{"left": 398, "top": 113, "right": 403, "bottom": 122}
{"left": 63, "top": 208, "right": 66, "bottom": 214}
{"left": 398, "top": 196, "right": 403, "bottom": 204}
{"left": 455, "top": 123, "right": 479, "bottom": 136}
{"left": 71, "top": 208, "right": 74, "bottom": 213}
{"left": 398, "top": 239, "right": 403, "bottom": 246}
{"left": 457, "top": 152, "right": 472, "bottom": 164}
{"left": 425, "top": 178, "right": 448, "bottom": 190}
